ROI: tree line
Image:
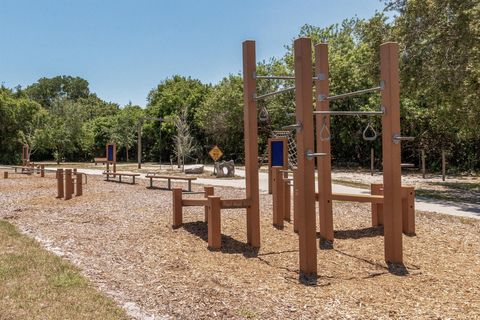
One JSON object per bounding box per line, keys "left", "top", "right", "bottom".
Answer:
{"left": 1, "top": 0, "right": 478, "bottom": 171}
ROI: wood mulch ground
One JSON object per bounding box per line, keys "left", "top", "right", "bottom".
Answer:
{"left": 1, "top": 172, "right": 479, "bottom": 319}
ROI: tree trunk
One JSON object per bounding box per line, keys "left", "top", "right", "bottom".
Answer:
{"left": 126, "top": 146, "right": 129, "bottom": 162}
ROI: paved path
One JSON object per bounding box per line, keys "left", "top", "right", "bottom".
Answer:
{"left": 3, "top": 165, "right": 478, "bottom": 219}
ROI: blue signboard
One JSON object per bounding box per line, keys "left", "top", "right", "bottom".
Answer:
{"left": 107, "top": 145, "right": 114, "bottom": 161}
{"left": 271, "top": 141, "right": 285, "bottom": 167}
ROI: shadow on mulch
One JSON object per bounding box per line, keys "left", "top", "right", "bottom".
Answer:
{"left": 182, "top": 221, "right": 259, "bottom": 258}
{"left": 333, "top": 226, "right": 384, "bottom": 240}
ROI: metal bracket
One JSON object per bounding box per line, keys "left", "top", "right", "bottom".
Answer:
{"left": 306, "top": 150, "right": 328, "bottom": 160}
{"left": 282, "top": 122, "right": 303, "bottom": 132}
{"left": 392, "top": 134, "right": 415, "bottom": 144}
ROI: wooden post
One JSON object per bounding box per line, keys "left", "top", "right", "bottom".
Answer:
{"left": 293, "top": 168, "right": 299, "bottom": 233}
{"left": 284, "top": 172, "right": 291, "bottom": 222}
{"left": 315, "top": 43, "right": 334, "bottom": 242}
{"left": 421, "top": 149, "right": 426, "bottom": 179}
{"left": 295, "top": 38, "right": 317, "bottom": 275}
{"left": 3, "top": 172, "right": 8, "bottom": 179}
{"left": 204, "top": 186, "right": 214, "bottom": 222}
{"left": 242, "top": 40, "right": 260, "bottom": 248}
{"left": 272, "top": 167, "right": 284, "bottom": 228}
{"left": 64, "top": 169, "right": 73, "bottom": 200}
{"left": 207, "top": 196, "right": 222, "bottom": 250}
{"left": 371, "top": 183, "right": 383, "bottom": 226}
{"left": 402, "top": 186, "right": 415, "bottom": 235}
{"left": 380, "top": 42, "right": 403, "bottom": 264}
{"left": 442, "top": 150, "right": 446, "bottom": 181}
{"left": 172, "top": 188, "right": 183, "bottom": 228}
{"left": 40, "top": 165, "right": 45, "bottom": 177}
{"left": 56, "top": 169, "right": 64, "bottom": 199}
{"left": 75, "top": 173, "right": 83, "bottom": 197}
{"left": 371, "top": 148, "right": 375, "bottom": 176}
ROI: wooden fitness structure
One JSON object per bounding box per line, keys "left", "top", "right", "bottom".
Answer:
{"left": 171, "top": 38, "right": 415, "bottom": 280}
{"left": 269, "top": 38, "right": 414, "bottom": 276}
{"left": 56, "top": 168, "right": 85, "bottom": 200}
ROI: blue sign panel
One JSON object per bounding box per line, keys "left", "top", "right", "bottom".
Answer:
{"left": 271, "top": 141, "right": 285, "bottom": 167}
{"left": 107, "top": 145, "right": 114, "bottom": 161}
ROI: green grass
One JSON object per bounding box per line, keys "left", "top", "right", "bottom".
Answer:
{"left": 0, "top": 220, "right": 129, "bottom": 320}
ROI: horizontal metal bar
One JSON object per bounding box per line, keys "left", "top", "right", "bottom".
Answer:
{"left": 255, "top": 75, "right": 295, "bottom": 80}
{"left": 313, "top": 110, "right": 384, "bottom": 116}
{"left": 306, "top": 151, "right": 328, "bottom": 160}
{"left": 279, "top": 169, "right": 293, "bottom": 173}
{"left": 254, "top": 86, "right": 295, "bottom": 101}
{"left": 283, "top": 178, "right": 294, "bottom": 181}
{"left": 393, "top": 134, "right": 415, "bottom": 144}
{"left": 319, "top": 82, "right": 384, "bottom": 101}
{"left": 282, "top": 123, "right": 302, "bottom": 131}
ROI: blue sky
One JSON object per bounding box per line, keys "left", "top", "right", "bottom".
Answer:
{"left": 0, "top": 0, "right": 386, "bottom": 107}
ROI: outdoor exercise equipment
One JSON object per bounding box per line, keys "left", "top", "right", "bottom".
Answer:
{"left": 267, "top": 39, "right": 415, "bottom": 277}
{"left": 171, "top": 40, "right": 261, "bottom": 250}
{"left": 56, "top": 168, "right": 85, "bottom": 200}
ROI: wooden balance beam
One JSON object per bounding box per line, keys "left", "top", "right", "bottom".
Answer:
{"left": 172, "top": 187, "right": 251, "bottom": 250}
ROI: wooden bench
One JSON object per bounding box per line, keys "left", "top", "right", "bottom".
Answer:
{"left": 146, "top": 173, "right": 197, "bottom": 192}
{"left": 103, "top": 171, "right": 140, "bottom": 184}
{"left": 94, "top": 157, "right": 107, "bottom": 165}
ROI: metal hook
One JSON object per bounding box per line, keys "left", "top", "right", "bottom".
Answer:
{"left": 320, "top": 116, "right": 331, "bottom": 141}
{"left": 259, "top": 106, "right": 269, "bottom": 122}
{"left": 362, "top": 119, "right": 377, "bottom": 141}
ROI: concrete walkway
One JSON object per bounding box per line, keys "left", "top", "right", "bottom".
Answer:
{"left": 3, "top": 165, "right": 478, "bottom": 219}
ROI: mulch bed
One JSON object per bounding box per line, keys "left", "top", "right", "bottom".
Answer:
{"left": 1, "top": 173, "right": 479, "bottom": 319}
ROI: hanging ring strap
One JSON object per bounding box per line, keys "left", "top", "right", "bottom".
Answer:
{"left": 362, "top": 119, "right": 378, "bottom": 141}
{"left": 320, "top": 116, "right": 331, "bottom": 141}
{"left": 259, "top": 105, "right": 269, "bottom": 122}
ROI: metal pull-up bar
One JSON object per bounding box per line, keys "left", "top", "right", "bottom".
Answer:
{"left": 392, "top": 134, "right": 415, "bottom": 144}
{"left": 306, "top": 150, "right": 328, "bottom": 160}
{"left": 254, "top": 73, "right": 324, "bottom": 81}
{"left": 282, "top": 123, "right": 302, "bottom": 131}
{"left": 254, "top": 86, "right": 295, "bottom": 101}
{"left": 318, "top": 81, "right": 385, "bottom": 102}
{"left": 313, "top": 110, "right": 384, "bottom": 116}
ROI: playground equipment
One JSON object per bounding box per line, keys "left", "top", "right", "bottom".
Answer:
{"left": 56, "top": 168, "right": 85, "bottom": 200}
{"left": 95, "top": 143, "right": 117, "bottom": 172}
{"left": 290, "top": 39, "right": 414, "bottom": 275}
{"left": 171, "top": 40, "right": 261, "bottom": 250}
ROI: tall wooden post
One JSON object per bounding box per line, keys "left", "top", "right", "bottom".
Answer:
{"left": 64, "top": 169, "right": 73, "bottom": 200}
{"left": 40, "top": 165, "right": 45, "bottom": 178}
{"left": 56, "top": 169, "right": 64, "bottom": 199}
{"left": 315, "top": 43, "right": 334, "bottom": 242}
{"left": 295, "top": 38, "right": 317, "bottom": 275}
{"left": 242, "top": 40, "right": 260, "bottom": 248}
{"left": 380, "top": 42, "right": 403, "bottom": 264}
{"left": 421, "top": 149, "right": 426, "bottom": 179}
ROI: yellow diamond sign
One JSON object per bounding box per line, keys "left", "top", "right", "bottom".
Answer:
{"left": 209, "top": 145, "right": 223, "bottom": 162}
